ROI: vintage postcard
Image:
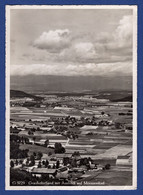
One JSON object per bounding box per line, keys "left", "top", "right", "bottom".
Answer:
{"left": 5, "top": 5, "right": 137, "bottom": 190}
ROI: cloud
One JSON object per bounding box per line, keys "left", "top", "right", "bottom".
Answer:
{"left": 74, "top": 42, "right": 97, "bottom": 61}
{"left": 57, "top": 41, "right": 97, "bottom": 64}
{"left": 88, "top": 15, "right": 133, "bottom": 67}
{"left": 32, "top": 15, "right": 133, "bottom": 65}
{"left": 98, "top": 15, "right": 133, "bottom": 52}
{"left": 114, "top": 15, "right": 133, "bottom": 47}
{"left": 33, "top": 29, "right": 71, "bottom": 53}
{"left": 10, "top": 61, "right": 132, "bottom": 76}
{"left": 12, "top": 15, "right": 133, "bottom": 77}
{"left": 74, "top": 42, "right": 96, "bottom": 58}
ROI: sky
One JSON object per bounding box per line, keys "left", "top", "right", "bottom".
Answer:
{"left": 10, "top": 7, "right": 134, "bottom": 77}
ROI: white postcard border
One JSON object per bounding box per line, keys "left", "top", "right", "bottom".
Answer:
{"left": 5, "top": 5, "right": 137, "bottom": 190}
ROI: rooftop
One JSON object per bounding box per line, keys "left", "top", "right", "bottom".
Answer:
{"left": 31, "top": 168, "right": 57, "bottom": 174}
{"left": 117, "top": 156, "right": 130, "bottom": 159}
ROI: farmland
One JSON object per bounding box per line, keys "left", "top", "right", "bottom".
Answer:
{"left": 10, "top": 90, "right": 133, "bottom": 186}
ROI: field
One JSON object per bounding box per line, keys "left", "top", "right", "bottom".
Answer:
{"left": 79, "top": 168, "right": 132, "bottom": 186}
{"left": 18, "top": 130, "right": 67, "bottom": 141}
{"left": 19, "top": 144, "right": 54, "bottom": 155}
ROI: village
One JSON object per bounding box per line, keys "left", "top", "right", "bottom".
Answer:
{"left": 10, "top": 92, "right": 133, "bottom": 186}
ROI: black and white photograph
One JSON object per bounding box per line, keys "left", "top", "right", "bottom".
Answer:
{"left": 6, "top": 5, "right": 137, "bottom": 190}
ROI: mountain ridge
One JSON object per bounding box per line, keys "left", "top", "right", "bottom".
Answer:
{"left": 10, "top": 75, "right": 132, "bottom": 93}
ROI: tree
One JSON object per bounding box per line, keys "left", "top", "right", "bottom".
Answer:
{"left": 10, "top": 160, "right": 14, "bottom": 168}
{"left": 71, "top": 159, "right": 77, "bottom": 167}
{"left": 15, "top": 159, "right": 18, "bottom": 166}
{"left": 10, "top": 141, "right": 29, "bottom": 159}
{"left": 72, "top": 151, "right": 80, "bottom": 157}
{"left": 83, "top": 158, "right": 88, "bottom": 165}
{"left": 33, "top": 137, "right": 36, "bottom": 144}
{"left": 25, "top": 137, "right": 29, "bottom": 144}
{"left": 26, "top": 158, "right": 29, "bottom": 166}
{"left": 54, "top": 143, "right": 65, "bottom": 154}
{"left": 37, "top": 152, "right": 43, "bottom": 160}
{"left": 21, "top": 136, "right": 24, "bottom": 144}
{"left": 19, "top": 160, "right": 23, "bottom": 164}
{"left": 63, "top": 157, "right": 70, "bottom": 166}
{"left": 72, "top": 134, "right": 76, "bottom": 140}
{"left": 56, "top": 160, "right": 60, "bottom": 169}
{"left": 41, "top": 174, "right": 49, "bottom": 182}
{"left": 75, "top": 134, "right": 78, "bottom": 139}
{"left": 115, "top": 122, "right": 121, "bottom": 129}
{"left": 29, "top": 155, "right": 35, "bottom": 166}
{"left": 44, "top": 139, "right": 49, "bottom": 147}
{"left": 37, "top": 127, "right": 40, "bottom": 131}
{"left": 48, "top": 152, "right": 52, "bottom": 156}
{"left": 38, "top": 161, "right": 41, "bottom": 168}
{"left": 80, "top": 158, "right": 88, "bottom": 166}
{"left": 105, "top": 164, "right": 111, "bottom": 170}
{"left": 92, "top": 116, "right": 95, "bottom": 121}
{"left": 61, "top": 147, "right": 65, "bottom": 153}
{"left": 45, "top": 160, "right": 49, "bottom": 168}
{"left": 33, "top": 152, "right": 36, "bottom": 157}
{"left": 28, "top": 130, "right": 33, "bottom": 135}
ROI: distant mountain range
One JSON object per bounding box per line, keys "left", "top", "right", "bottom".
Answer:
{"left": 10, "top": 89, "right": 132, "bottom": 102}
{"left": 10, "top": 75, "right": 132, "bottom": 93}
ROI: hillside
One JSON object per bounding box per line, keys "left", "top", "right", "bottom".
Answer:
{"left": 10, "top": 90, "right": 43, "bottom": 101}
{"left": 92, "top": 91, "right": 132, "bottom": 102}
{"left": 111, "top": 95, "right": 132, "bottom": 102}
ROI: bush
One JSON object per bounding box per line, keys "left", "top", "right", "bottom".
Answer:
{"left": 10, "top": 141, "right": 29, "bottom": 159}
{"left": 104, "top": 164, "right": 111, "bottom": 170}
{"left": 54, "top": 143, "right": 65, "bottom": 154}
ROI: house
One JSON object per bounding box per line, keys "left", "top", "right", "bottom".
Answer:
{"left": 124, "top": 124, "right": 132, "bottom": 133}
{"left": 34, "top": 139, "right": 47, "bottom": 146}
{"left": 48, "top": 160, "right": 57, "bottom": 167}
{"left": 29, "top": 138, "right": 35, "bottom": 144}
{"left": 40, "top": 105, "right": 46, "bottom": 108}
{"left": 40, "top": 127, "right": 52, "bottom": 131}
{"left": 116, "top": 156, "right": 130, "bottom": 165}
{"left": 56, "top": 166, "right": 69, "bottom": 179}
{"left": 96, "top": 164, "right": 104, "bottom": 170}
{"left": 31, "top": 168, "right": 57, "bottom": 177}
{"left": 37, "top": 139, "right": 47, "bottom": 145}
{"left": 51, "top": 154, "right": 72, "bottom": 161}
{"left": 79, "top": 125, "right": 98, "bottom": 131}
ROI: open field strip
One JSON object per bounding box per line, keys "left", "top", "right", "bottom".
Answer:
{"left": 94, "top": 145, "right": 132, "bottom": 159}
{"left": 19, "top": 144, "right": 54, "bottom": 154}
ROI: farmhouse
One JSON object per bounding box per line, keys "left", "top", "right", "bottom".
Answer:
{"left": 56, "top": 166, "right": 69, "bottom": 179}
{"left": 80, "top": 125, "right": 98, "bottom": 131}
{"left": 54, "top": 106, "right": 75, "bottom": 112}
{"left": 31, "top": 168, "right": 57, "bottom": 177}
{"left": 34, "top": 139, "right": 47, "bottom": 146}
{"left": 116, "top": 156, "right": 130, "bottom": 165}
{"left": 40, "top": 127, "right": 52, "bottom": 131}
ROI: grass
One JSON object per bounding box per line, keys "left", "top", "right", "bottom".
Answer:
{"left": 96, "top": 170, "right": 132, "bottom": 186}
{"left": 79, "top": 169, "right": 132, "bottom": 186}
{"left": 18, "top": 130, "right": 67, "bottom": 140}
{"left": 19, "top": 144, "right": 54, "bottom": 155}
